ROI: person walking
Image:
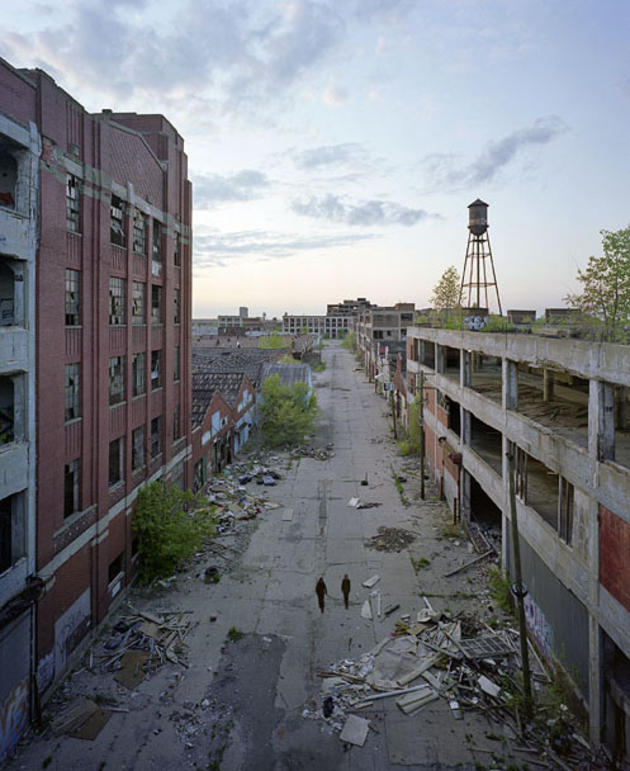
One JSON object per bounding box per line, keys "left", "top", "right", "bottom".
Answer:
{"left": 315, "top": 577, "right": 327, "bottom": 613}
{"left": 341, "top": 574, "right": 351, "bottom": 609}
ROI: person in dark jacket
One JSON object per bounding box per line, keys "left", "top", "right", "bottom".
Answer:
{"left": 315, "top": 577, "right": 327, "bottom": 613}
{"left": 341, "top": 574, "right": 351, "bottom": 609}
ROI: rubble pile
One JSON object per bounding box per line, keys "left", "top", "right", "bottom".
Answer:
{"left": 96, "top": 609, "right": 194, "bottom": 682}
{"left": 364, "top": 526, "right": 416, "bottom": 552}
{"left": 205, "top": 477, "right": 282, "bottom": 534}
{"left": 291, "top": 444, "right": 335, "bottom": 461}
{"left": 304, "top": 599, "right": 599, "bottom": 767}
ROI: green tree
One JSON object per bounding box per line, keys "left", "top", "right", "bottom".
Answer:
{"left": 565, "top": 225, "right": 630, "bottom": 342}
{"left": 342, "top": 331, "right": 357, "bottom": 352}
{"left": 132, "top": 481, "right": 215, "bottom": 583}
{"left": 260, "top": 373, "right": 319, "bottom": 447}
{"left": 259, "top": 332, "right": 288, "bottom": 349}
{"left": 430, "top": 266, "right": 461, "bottom": 310}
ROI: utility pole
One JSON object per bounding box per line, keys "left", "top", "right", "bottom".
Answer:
{"left": 419, "top": 370, "right": 425, "bottom": 500}
{"left": 390, "top": 389, "right": 398, "bottom": 440}
{"left": 506, "top": 446, "right": 533, "bottom": 719}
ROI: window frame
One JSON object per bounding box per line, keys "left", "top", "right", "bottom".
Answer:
{"left": 132, "top": 425, "right": 145, "bottom": 471}
{"left": 64, "top": 458, "right": 80, "bottom": 518}
{"left": 109, "top": 277, "right": 126, "bottom": 325}
{"left": 132, "top": 352, "right": 146, "bottom": 397}
{"left": 151, "top": 349, "right": 162, "bottom": 390}
{"left": 66, "top": 174, "right": 80, "bottom": 233}
{"left": 131, "top": 281, "right": 146, "bottom": 325}
{"left": 132, "top": 209, "right": 147, "bottom": 255}
{"left": 150, "top": 415, "right": 162, "bottom": 458}
{"left": 151, "top": 284, "right": 162, "bottom": 324}
{"left": 110, "top": 194, "right": 126, "bottom": 247}
{"left": 108, "top": 355, "right": 126, "bottom": 406}
{"left": 108, "top": 437, "right": 124, "bottom": 487}
{"left": 64, "top": 362, "right": 81, "bottom": 422}
{"left": 65, "top": 268, "right": 80, "bottom": 326}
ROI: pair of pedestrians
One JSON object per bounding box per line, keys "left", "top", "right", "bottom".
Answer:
{"left": 315, "top": 574, "right": 351, "bottom": 613}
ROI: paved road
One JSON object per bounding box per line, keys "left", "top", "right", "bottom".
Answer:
{"left": 8, "top": 341, "right": 496, "bottom": 770}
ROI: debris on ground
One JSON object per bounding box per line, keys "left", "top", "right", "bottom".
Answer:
{"left": 291, "top": 444, "right": 335, "bottom": 461}
{"left": 50, "top": 698, "right": 112, "bottom": 740}
{"left": 95, "top": 608, "right": 193, "bottom": 681}
{"left": 364, "top": 527, "right": 416, "bottom": 552}
{"left": 303, "top": 605, "right": 599, "bottom": 767}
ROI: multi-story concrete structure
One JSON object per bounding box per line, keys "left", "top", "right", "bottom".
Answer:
{"left": 0, "top": 66, "right": 40, "bottom": 759}
{"left": 282, "top": 298, "right": 374, "bottom": 339}
{"left": 282, "top": 313, "right": 351, "bottom": 338}
{"left": 0, "top": 58, "right": 192, "bottom": 753}
{"left": 406, "top": 324, "right": 630, "bottom": 755}
{"left": 355, "top": 302, "right": 415, "bottom": 381}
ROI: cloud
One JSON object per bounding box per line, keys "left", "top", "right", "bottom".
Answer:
{"left": 291, "top": 194, "right": 430, "bottom": 226}
{"left": 2, "top": 0, "right": 345, "bottom": 108}
{"left": 193, "top": 170, "right": 270, "bottom": 207}
{"left": 292, "top": 143, "right": 365, "bottom": 169}
{"left": 422, "top": 116, "right": 568, "bottom": 190}
{"left": 194, "top": 227, "right": 378, "bottom": 267}
{"left": 323, "top": 83, "right": 348, "bottom": 106}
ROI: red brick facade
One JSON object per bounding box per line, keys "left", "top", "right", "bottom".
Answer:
{"left": 0, "top": 64, "right": 192, "bottom": 698}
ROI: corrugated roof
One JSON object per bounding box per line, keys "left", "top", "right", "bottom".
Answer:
{"left": 192, "top": 371, "right": 243, "bottom": 427}
{"left": 260, "top": 362, "right": 311, "bottom": 388}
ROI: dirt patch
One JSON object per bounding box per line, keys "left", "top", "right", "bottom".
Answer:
{"left": 364, "top": 526, "right": 416, "bottom": 552}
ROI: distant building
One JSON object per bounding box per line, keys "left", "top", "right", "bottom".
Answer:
{"left": 282, "top": 297, "right": 374, "bottom": 338}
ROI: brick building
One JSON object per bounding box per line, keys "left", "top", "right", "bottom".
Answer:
{"left": 0, "top": 57, "right": 192, "bottom": 754}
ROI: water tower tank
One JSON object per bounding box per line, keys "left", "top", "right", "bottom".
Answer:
{"left": 468, "top": 198, "right": 489, "bottom": 236}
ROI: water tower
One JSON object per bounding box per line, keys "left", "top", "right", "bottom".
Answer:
{"left": 459, "top": 199, "right": 502, "bottom": 315}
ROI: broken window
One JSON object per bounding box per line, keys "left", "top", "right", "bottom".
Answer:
{"left": 152, "top": 220, "right": 162, "bottom": 262}
{"left": 131, "top": 281, "right": 146, "bottom": 325}
{"left": 173, "top": 345, "right": 180, "bottom": 381}
{"left": 132, "top": 425, "right": 145, "bottom": 471}
{"left": 64, "top": 459, "right": 80, "bottom": 518}
{"left": 151, "top": 349, "right": 162, "bottom": 390}
{"left": 108, "top": 552, "right": 123, "bottom": 584}
{"left": 558, "top": 478, "right": 574, "bottom": 545}
{"left": 0, "top": 376, "right": 14, "bottom": 443}
{"left": 66, "top": 174, "right": 80, "bottom": 233}
{"left": 108, "top": 356, "right": 125, "bottom": 405}
{"left": 151, "top": 284, "right": 162, "bottom": 324}
{"left": 0, "top": 263, "right": 15, "bottom": 326}
{"left": 174, "top": 231, "right": 181, "bottom": 266}
{"left": 173, "top": 403, "right": 180, "bottom": 440}
{"left": 65, "top": 269, "right": 80, "bottom": 326}
{"left": 150, "top": 415, "right": 162, "bottom": 457}
{"left": 132, "top": 352, "right": 146, "bottom": 397}
{"left": 174, "top": 288, "right": 180, "bottom": 325}
{"left": 108, "top": 437, "right": 124, "bottom": 487}
{"left": 0, "top": 493, "right": 25, "bottom": 572}
{"left": 64, "top": 363, "right": 81, "bottom": 422}
{"left": 110, "top": 194, "right": 126, "bottom": 246}
{"left": 133, "top": 209, "right": 147, "bottom": 255}
{"left": 193, "top": 459, "right": 206, "bottom": 492}
{"left": 0, "top": 148, "right": 17, "bottom": 209}
{"left": 109, "top": 277, "right": 126, "bottom": 325}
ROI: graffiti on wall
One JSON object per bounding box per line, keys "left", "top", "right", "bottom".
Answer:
{"left": 524, "top": 594, "right": 554, "bottom": 658}
{"left": 54, "top": 588, "right": 91, "bottom": 677}
{"left": 0, "top": 679, "right": 28, "bottom": 760}
{"left": 37, "top": 651, "right": 54, "bottom": 694}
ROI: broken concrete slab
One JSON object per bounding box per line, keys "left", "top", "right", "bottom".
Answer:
{"left": 281, "top": 508, "right": 294, "bottom": 521}
{"left": 360, "top": 600, "right": 372, "bottom": 620}
{"left": 339, "top": 714, "right": 370, "bottom": 747}
{"left": 362, "top": 574, "right": 380, "bottom": 588}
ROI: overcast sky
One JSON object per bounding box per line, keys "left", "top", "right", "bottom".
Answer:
{"left": 5, "top": 0, "right": 630, "bottom": 318}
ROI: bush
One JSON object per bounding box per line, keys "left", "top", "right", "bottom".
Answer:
{"left": 132, "top": 482, "right": 216, "bottom": 583}
{"left": 260, "top": 373, "right": 320, "bottom": 447}
{"left": 342, "top": 331, "right": 357, "bottom": 352}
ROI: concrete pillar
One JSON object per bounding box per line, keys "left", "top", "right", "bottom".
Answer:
{"left": 461, "top": 468, "right": 471, "bottom": 523}
{"left": 502, "top": 359, "right": 518, "bottom": 411}
{"left": 435, "top": 343, "right": 445, "bottom": 374}
{"left": 543, "top": 368, "right": 554, "bottom": 401}
{"left": 501, "top": 435, "right": 511, "bottom": 569}
{"left": 589, "top": 380, "right": 615, "bottom": 462}
{"left": 615, "top": 386, "right": 628, "bottom": 430}
{"left": 461, "top": 408, "right": 471, "bottom": 446}
{"left": 460, "top": 349, "right": 471, "bottom": 388}
{"left": 471, "top": 351, "right": 481, "bottom": 372}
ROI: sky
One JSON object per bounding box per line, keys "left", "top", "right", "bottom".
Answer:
{"left": 4, "top": 0, "right": 630, "bottom": 318}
